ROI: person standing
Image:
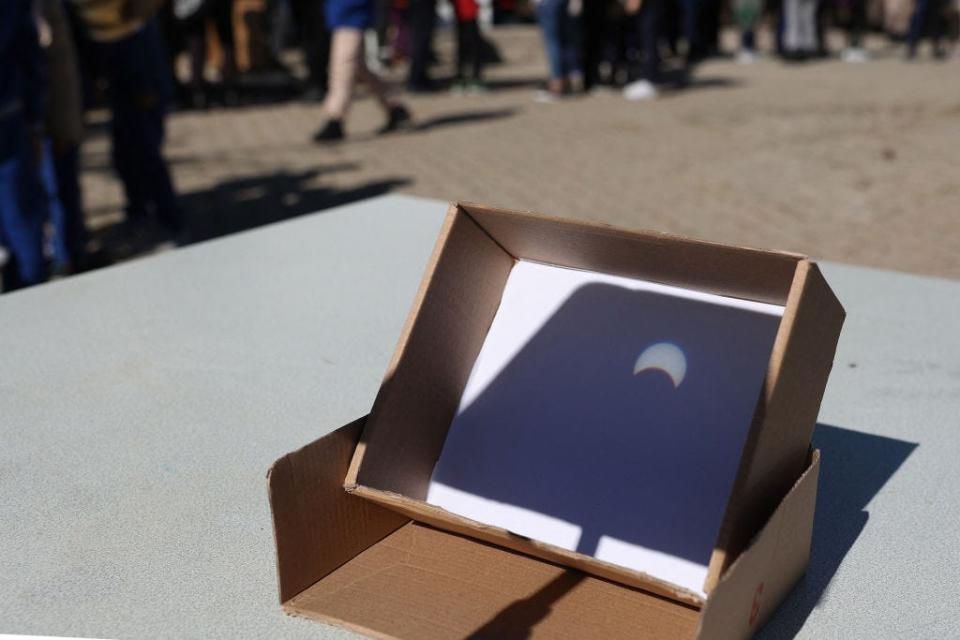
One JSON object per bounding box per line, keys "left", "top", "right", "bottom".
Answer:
{"left": 581, "top": 0, "right": 613, "bottom": 91}
{"left": 71, "top": 0, "right": 186, "bottom": 243}
{"left": 622, "top": 0, "right": 668, "bottom": 101}
{"left": 450, "top": 0, "right": 486, "bottom": 93}
{"left": 733, "top": 0, "right": 763, "bottom": 63}
{"left": 290, "top": 0, "right": 331, "bottom": 99}
{"left": 40, "top": 0, "right": 90, "bottom": 273}
{"left": 839, "top": 0, "right": 870, "bottom": 61}
{"left": 0, "top": 0, "right": 48, "bottom": 291}
{"left": 781, "top": 0, "right": 819, "bottom": 59}
{"left": 534, "top": 0, "right": 583, "bottom": 102}
{"left": 313, "top": 0, "right": 413, "bottom": 142}
{"left": 906, "top": 0, "right": 947, "bottom": 58}
{"left": 407, "top": 0, "right": 438, "bottom": 91}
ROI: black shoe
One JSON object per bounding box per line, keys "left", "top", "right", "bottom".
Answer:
{"left": 313, "top": 119, "right": 344, "bottom": 143}
{"left": 406, "top": 78, "right": 440, "bottom": 94}
{"left": 377, "top": 105, "right": 412, "bottom": 135}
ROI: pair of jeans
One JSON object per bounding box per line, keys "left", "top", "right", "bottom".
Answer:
{"left": 783, "top": 0, "right": 819, "bottom": 53}
{"left": 537, "top": 0, "right": 581, "bottom": 81}
{"left": 455, "top": 19, "right": 483, "bottom": 81}
{"left": 98, "top": 20, "right": 183, "bottom": 233}
{"left": 907, "top": 0, "right": 945, "bottom": 55}
{"left": 640, "top": 0, "right": 669, "bottom": 83}
{"left": 0, "top": 116, "right": 46, "bottom": 290}
{"left": 407, "top": 0, "right": 437, "bottom": 87}
{"left": 41, "top": 141, "right": 86, "bottom": 269}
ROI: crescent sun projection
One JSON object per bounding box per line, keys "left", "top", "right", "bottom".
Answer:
{"left": 633, "top": 342, "right": 687, "bottom": 388}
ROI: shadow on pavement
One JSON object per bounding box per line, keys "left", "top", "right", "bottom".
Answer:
{"left": 414, "top": 108, "right": 518, "bottom": 131}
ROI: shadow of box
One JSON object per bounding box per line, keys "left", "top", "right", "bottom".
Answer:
{"left": 270, "top": 202, "right": 847, "bottom": 639}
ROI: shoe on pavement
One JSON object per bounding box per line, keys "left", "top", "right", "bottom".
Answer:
{"left": 623, "top": 79, "right": 659, "bottom": 101}
{"left": 377, "top": 105, "right": 413, "bottom": 135}
{"left": 313, "top": 119, "right": 345, "bottom": 143}
{"left": 466, "top": 80, "right": 489, "bottom": 95}
{"left": 842, "top": 47, "right": 869, "bottom": 63}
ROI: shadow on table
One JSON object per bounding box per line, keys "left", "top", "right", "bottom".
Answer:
{"left": 178, "top": 168, "right": 411, "bottom": 242}
{"left": 459, "top": 423, "right": 916, "bottom": 639}
{"left": 757, "top": 423, "right": 917, "bottom": 639}
{"left": 92, "top": 166, "right": 411, "bottom": 255}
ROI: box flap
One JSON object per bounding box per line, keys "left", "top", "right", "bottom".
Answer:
{"left": 708, "top": 262, "right": 844, "bottom": 588}
{"left": 286, "top": 521, "right": 700, "bottom": 639}
{"left": 347, "top": 205, "right": 515, "bottom": 499}
{"left": 267, "top": 417, "right": 408, "bottom": 602}
{"left": 459, "top": 203, "right": 803, "bottom": 306}
{"left": 697, "top": 450, "right": 821, "bottom": 639}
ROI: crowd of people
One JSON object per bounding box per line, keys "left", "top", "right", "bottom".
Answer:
{"left": 0, "top": 0, "right": 956, "bottom": 292}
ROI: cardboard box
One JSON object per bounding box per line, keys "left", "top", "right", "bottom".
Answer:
{"left": 268, "top": 203, "right": 845, "bottom": 638}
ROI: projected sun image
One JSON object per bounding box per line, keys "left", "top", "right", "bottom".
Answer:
{"left": 634, "top": 342, "right": 687, "bottom": 388}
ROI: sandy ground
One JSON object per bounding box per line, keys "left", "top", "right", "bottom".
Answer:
{"left": 81, "top": 26, "right": 960, "bottom": 279}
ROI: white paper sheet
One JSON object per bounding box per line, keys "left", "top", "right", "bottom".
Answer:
{"left": 427, "top": 261, "right": 784, "bottom": 596}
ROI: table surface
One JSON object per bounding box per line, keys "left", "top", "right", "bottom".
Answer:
{"left": 2, "top": 195, "right": 958, "bottom": 640}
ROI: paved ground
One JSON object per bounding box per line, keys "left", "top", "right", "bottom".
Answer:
{"left": 81, "top": 26, "right": 960, "bottom": 279}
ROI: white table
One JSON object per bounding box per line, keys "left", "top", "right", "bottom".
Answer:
{"left": 1, "top": 195, "right": 957, "bottom": 639}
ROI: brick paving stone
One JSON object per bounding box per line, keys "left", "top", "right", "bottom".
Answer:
{"left": 81, "top": 26, "right": 960, "bottom": 278}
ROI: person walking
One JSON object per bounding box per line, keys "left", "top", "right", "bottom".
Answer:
{"left": 71, "top": 0, "right": 187, "bottom": 244}
{"left": 0, "top": 0, "right": 48, "bottom": 291}
{"left": 313, "top": 0, "right": 413, "bottom": 141}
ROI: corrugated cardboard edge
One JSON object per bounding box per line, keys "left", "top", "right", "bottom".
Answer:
{"left": 268, "top": 416, "right": 408, "bottom": 603}
{"left": 697, "top": 450, "right": 821, "bottom": 640}
{"left": 457, "top": 201, "right": 807, "bottom": 306}
{"left": 269, "top": 422, "right": 818, "bottom": 639}
{"left": 706, "top": 262, "right": 844, "bottom": 592}
{"left": 283, "top": 605, "right": 400, "bottom": 640}
{"left": 344, "top": 204, "right": 461, "bottom": 491}
{"left": 345, "top": 204, "right": 515, "bottom": 497}
{"left": 457, "top": 202, "right": 807, "bottom": 265}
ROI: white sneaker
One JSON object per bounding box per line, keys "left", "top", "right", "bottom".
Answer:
{"left": 623, "top": 79, "right": 659, "bottom": 101}
{"left": 534, "top": 89, "right": 561, "bottom": 104}
{"left": 842, "top": 47, "right": 869, "bottom": 63}
{"left": 736, "top": 49, "right": 759, "bottom": 64}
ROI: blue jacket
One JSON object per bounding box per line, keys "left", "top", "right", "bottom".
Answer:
{"left": 325, "top": 0, "right": 375, "bottom": 29}
{"left": 1, "top": 0, "right": 46, "bottom": 158}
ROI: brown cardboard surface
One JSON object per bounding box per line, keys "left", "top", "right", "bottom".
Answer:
{"left": 347, "top": 483, "right": 705, "bottom": 607}
{"left": 698, "top": 450, "right": 821, "bottom": 639}
{"left": 459, "top": 202, "right": 803, "bottom": 305}
{"left": 347, "top": 206, "right": 514, "bottom": 499}
{"left": 286, "top": 522, "right": 700, "bottom": 640}
{"left": 267, "top": 417, "right": 408, "bottom": 602}
{"left": 707, "top": 262, "right": 844, "bottom": 588}
{"left": 345, "top": 203, "right": 841, "bottom": 607}
{"left": 270, "top": 415, "right": 821, "bottom": 639}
